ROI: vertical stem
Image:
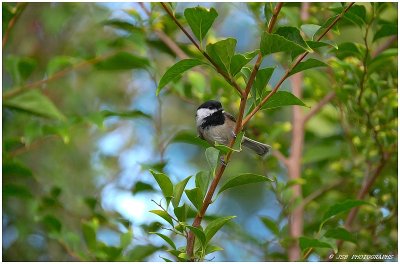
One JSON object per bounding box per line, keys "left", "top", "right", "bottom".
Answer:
{"left": 287, "top": 73, "right": 305, "bottom": 261}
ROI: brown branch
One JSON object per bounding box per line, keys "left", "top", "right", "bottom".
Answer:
{"left": 242, "top": 2, "right": 355, "bottom": 128}
{"left": 160, "top": 2, "right": 243, "bottom": 96}
{"left": 273, "top": 149, "right": 289, "bottom": 166}
{"left": 2, "top": 3, "right": 28, "bottom": 49}
{"left": 184, "top": 4, "right": 284, "bottom": 259}
{"left": 303, "top": 92, "right": 336, "bottom": 124}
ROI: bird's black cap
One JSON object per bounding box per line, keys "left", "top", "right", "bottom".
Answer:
{"left": 197, "top": 100, "right": 222, "bottom": 110}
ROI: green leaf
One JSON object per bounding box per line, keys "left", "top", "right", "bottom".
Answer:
{"left": 261, "top": 91, "right": 307, "bottom": 110}
{"left": 47, "top": 56, "right": 79, "bottom": 76}
{"left": 299, "top": 236, "right": 333, "bottom": 252}
{"left": 82, "top": 220, "right": 98, "bottom": 250}
{"left": 260, "top": 32, "right": 311, "bottom": 56}
{"left": 120, "top": 229, "right": 133, "bottom": 248}
{"left": 150, "top": 232, "right": 177, "bottom": 249}
{"left": 184, "top": 7, "right": 218, "bottom": 42}
{"left": 301, "top": 24, "right": 321, "bottom": 40}
{"left": 172, "top": 130, "right": 210, "bottom": 149}
{"left": 3, "top": 184, "right": 32, "bottom": 199}
{"left": 150, "top": 170, "right": 173, "bottom": 202}
{"left": 185, "top": 187, "right": 203, "bottom": 210}
{"left": 288, "top": 59, "right": 327, "bottom": 77}
{"left": 149, "top": 210, "right": 174, "bottom": 227}
{"left": 205, "top": 147, "right": 220, "bottom": 173}
{"left": 230, "top": 50, "right": 259, "bottom": 76}
{"left": 187, "top": 226, "right": 206, "bottom": 246}
{"left": 101, "top": 109, "right": 151, "bottom": 119}
{"left": 174, "top": 204, "right": 188, "bottom": 222}
{"left": 160, "top": 256, "right": 173, "bottom": 262}
{"left": 291, "top": 40, "right": 337, "bottom": 60}
{"left": 205, "top": 216, "right": 236, "bottom": 242}
{"left": 322, "top": 200, "right": 371, "bottom": 224}
{"left": 41, "top": 215, "right": 62, "bottom": 234}
{"left": 172, "top": 176, "right": 191, "bottom": 208}
{"left": 5, "top": 55, "right": 37, "bottom": 85}
{"left": 275, "top": 27, "right": 312, "bottom": 52}
{"left": 195, "top": 171, "right": 211, "bottom": 198}
{"left": 132, "top": 181, "right": 155, "bottom": 194}
{"left": 324, "top": 227, "right": 356, "bottom": 244}
{"left": 2, "top": 160, "right": 33, "bottom": 179}
{"left": 252, "top": 67, "right": 275, "bottom": 103}
{"left": 342, "top": 5, "right": 367, "bottom": 27}
{"left": 260, "top": 216, "right": 280, "bottom": 236}
{"left": 102, "top": 19, "right": 143, "bottom": 33}
{"left": 4, "top": 90, "right": 65, "bottom": 120}
{"left": 157, "top": 59, "right": 205, "bottom": 95}
{"left": 206, "top": 38, "right": 237, "bottom": 74}
{"left": 218, "top": 173, "right": 274, "bottom": 195}
{"left": 95, "top": 51, "right": 149, "bottom": 71}
{"left": 373, "top": 24, "right": 398, "bottom": 41}
{"left": 205, "top": 244, "right": 224, "bottom": 255}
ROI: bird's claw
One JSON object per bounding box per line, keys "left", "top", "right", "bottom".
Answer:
{"left": 231, "top": 131, "right": 237, "bottom": 138}
{"left": 220, "top": 157, "right": 227, "bottom": 166}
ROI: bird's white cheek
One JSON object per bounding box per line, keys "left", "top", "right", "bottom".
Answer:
{"left": 196, "top": 108, "right": 215, "bottom": 125}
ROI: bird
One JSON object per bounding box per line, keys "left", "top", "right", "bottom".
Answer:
{"left": 196, "top": 100, "right": 271, "bottom": 156}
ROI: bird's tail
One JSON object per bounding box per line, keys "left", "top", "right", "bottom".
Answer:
{"left": 242, "top": 137, "right": 271, "bottom": 156}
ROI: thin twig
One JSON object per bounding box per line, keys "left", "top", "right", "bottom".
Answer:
{"left": 303, "top": 92, "right": 336, "bottom": 124}
{"left": 242, "top": 2, "right": 355, "bottom": 128}
{"left": 2, "top": 3, "right": 28, "bottom": 48}
{"left": 160, "top": 2, "right": 243, "bottom": 96}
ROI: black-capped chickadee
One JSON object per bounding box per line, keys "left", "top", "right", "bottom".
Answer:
{"left": 196, "top": 100, "right": 271, "bottom": 156}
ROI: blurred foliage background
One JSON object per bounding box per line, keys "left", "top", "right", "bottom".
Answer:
{"left": 2, "top": 2, "right": 398, "bottom": 261}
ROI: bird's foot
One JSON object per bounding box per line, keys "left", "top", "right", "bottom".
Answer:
{"left": 220, "top": 157, "right": 227, "bottom": 166}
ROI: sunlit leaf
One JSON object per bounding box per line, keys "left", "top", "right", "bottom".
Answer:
{"left": 185, "top": 187, "right": 203, "bottom": 210}
{"left": 205, "top": 147, "right": 220, "bottom": 173}
{"left": 149, "top": 210, "right": 174, "bottom": 227}
{"left": 230, "top": 50, "right": 259, "bottom": 76}
{"left": 205, "top": 216, "right": 236, "bottom": 242}
{"left": 150, "top": 232, "right": 177, "bottom": 249}
{"left": 172, "top": 176, "right": 191, "bottom": 208}
{"left": 82, "top": 220, "right": 98, "bottom": 250}
{"left": 206, "top": 38, "right": 236, "bottom": 74}
{"left": 299, "top": 236, "right": 333, "bottom": 252}
{"left": 275, "top": 27, "right": 312, "bottom": 52}
{"left": 324, "top": 227, "right": 356, "bottom": 243}
{"left": 218, "top": 173, "right": 274, "bottom": 194}
{"left": 195, "top": 171, "right": 211, "bottom": 198}
{"left": 205, "top": 244, "right": 224, "bottom": 255}
{"left": 184, "top": 7, "right": 218, "bottom": 42}
{"left": 261, "top": 91, "right": 307, "bottom": 110}
{"left": 301, "top": 24, "right": 321, "bottom": 40}
{"left": 174, "top": 204, "right": 188, "bottom": 222}
{"left": 260, "top": 32, "right": 310, "bottom": 56}
{"left": 157, "top": 59, "right": 205, "bottom": 95}
{"left": 187, "top": 226, "right": 206, "bottom": 246}
{"left": 47, "top": 56, "right": 79, "bottom": 75}
{"left": 4, "top": 90, "right": 65, "bottom": 120}
{"left": 150, "top": 170, "right": 173, "bottom": 201}
{"left": 289, "top": 59, "right": 327, "bottom": 76}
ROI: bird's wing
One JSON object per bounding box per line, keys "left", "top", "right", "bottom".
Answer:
{"left": 197, "top": 127, "right": 205, "bottom": 140}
